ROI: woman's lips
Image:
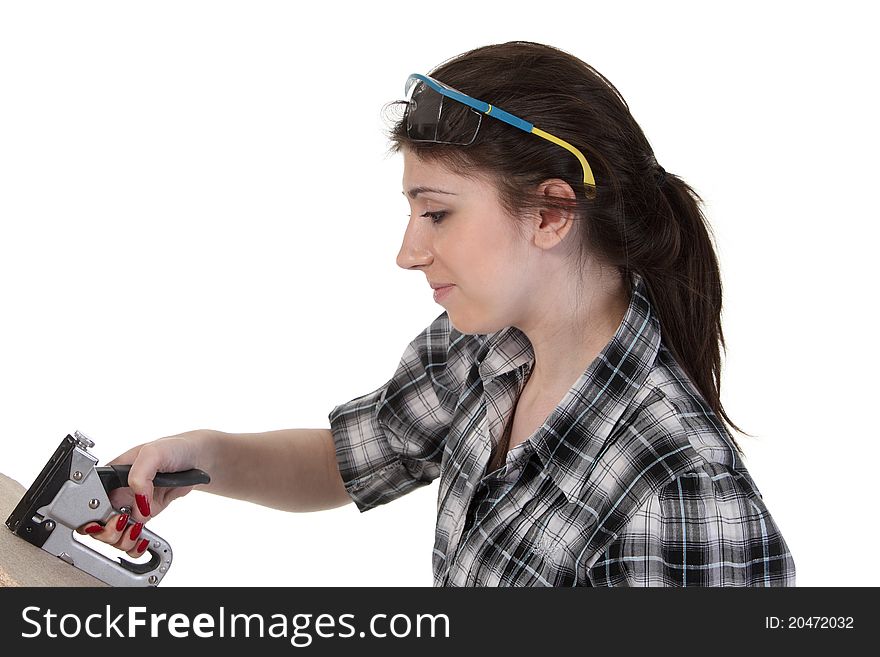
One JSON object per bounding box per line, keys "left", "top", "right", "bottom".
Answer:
{"left": 432, "top": 285, "right": 454, "bottom": 302}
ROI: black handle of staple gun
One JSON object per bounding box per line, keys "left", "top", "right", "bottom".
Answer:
{"left": 96, "top": 465, "right": 211, "bottom": 493}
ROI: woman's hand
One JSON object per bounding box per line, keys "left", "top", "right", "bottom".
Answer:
{"left": 75, "top": 430, "right": 211, "bottom": 557}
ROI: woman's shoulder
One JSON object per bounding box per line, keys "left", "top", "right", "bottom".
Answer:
{"left": 590, "top": 341, "right": 755, "bottom": 510}
{"left": 585, "top": 352, "right": 796, "bottom": 584}
{"left": 633, "top": 342, "right": 743, "bottom": 471}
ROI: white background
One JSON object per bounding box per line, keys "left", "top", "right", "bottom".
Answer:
{"left": 1, "top": 1, "right": 876, "bottom": 587}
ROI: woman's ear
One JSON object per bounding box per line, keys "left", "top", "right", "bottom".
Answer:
{"left": 531, "top": 178, "right": 578, "bottom": 250}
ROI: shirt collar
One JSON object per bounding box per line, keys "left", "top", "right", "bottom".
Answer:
{"left": 477, "top": 271, "right": 662, "bottom": 503}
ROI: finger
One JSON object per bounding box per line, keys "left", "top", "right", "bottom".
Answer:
{"left": 109, "top": 486, "right": 149, "bottom": 525}
{"left": 134, "top": 491, "right": 152, "bottom": 521}
{"left": 77, "top": 512, "right": 129, "bottom": 544}
{"left": 126, "top": 537, "right": 151, "bottom": 559}
{"left": 102, "top": 513, "right": 132, "bottom": 544}
{"left": 126, "top": 445, "right": 160, "bottom": 523}
{"left": 111, "top": 517, "right": 145, "bottom": 553}
{"left": 77, "top": 522, "right": 105, "bottom": 537}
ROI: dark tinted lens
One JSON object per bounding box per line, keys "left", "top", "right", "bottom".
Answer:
{"left": 406, "top": 82, "right": 442, "bottom": 141}
{"left": 406, "top": 81, "right": 481, "bottom": 145}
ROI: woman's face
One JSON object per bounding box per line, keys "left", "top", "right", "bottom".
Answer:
{"left": 397, "top": 148, "right": 534, "bottom": 335}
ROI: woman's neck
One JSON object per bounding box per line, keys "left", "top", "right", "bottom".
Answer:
{"left": 515, "top": 273, "right": 630, "bottom": 398}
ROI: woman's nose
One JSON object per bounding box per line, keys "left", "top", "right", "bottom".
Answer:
{"left": 396, "top": 219, "right": 433, "bottom": 270}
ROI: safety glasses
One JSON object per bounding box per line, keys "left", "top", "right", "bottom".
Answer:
{"left": 404, "top": 73, "right": 596, "bottom": 198}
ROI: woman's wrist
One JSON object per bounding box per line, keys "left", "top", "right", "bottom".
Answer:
{"left": 184, "top": 428, "right": 224, "bottom": 481}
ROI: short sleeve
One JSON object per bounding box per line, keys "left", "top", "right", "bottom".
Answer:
{"left": 328, "top": 311, "right": 480, "bottom": 513}
{"left": 587, "top": 462, "right": 797, "bottom": 586}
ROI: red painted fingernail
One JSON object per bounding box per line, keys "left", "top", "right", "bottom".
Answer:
{"left": 129, "top": 522, "right": 143, "bottom": 541}
{"left": 116, "top": 513, "right": 129, "bottom": 532}
{"left": 136, "top": 538, "right": 149, "bottom": 554}
{"left": 84, "top": 524, "right": 103, "bottom": 535}
{"left": 135, "top": 494, "right": 151, "bottom": 517}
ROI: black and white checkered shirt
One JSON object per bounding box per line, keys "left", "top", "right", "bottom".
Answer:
{"left": 329, "top": 272, "right": 796, "bottom": 586}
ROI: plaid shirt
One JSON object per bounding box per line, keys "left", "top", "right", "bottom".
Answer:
{"left": 329, "top": 272, "right": 796, "bottom": 586}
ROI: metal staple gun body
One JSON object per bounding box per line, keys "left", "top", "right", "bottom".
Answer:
{"left": 5, "top": 430, "right": 210, "bottom": 586}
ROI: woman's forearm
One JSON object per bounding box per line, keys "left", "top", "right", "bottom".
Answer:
{"left": 189, "top": 428, "right": 353, "bottom": 512}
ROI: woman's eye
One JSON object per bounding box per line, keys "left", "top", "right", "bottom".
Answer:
{"left": 421, "top": 211, "right": 447, "bottom": 224}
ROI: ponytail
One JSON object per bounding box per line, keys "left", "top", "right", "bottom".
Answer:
{"left": 642, "top": 167, "right": 752, "bottom": 451}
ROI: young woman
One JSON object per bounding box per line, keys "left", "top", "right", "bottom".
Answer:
{"left": 80, "top": 41, "right": 795, "bottom": 587}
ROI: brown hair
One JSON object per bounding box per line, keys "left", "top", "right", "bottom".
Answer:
{"left": 384, "top": 41, "right": 751, "bottom": 454}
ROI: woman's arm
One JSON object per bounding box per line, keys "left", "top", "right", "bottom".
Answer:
{"left": 191, "top": 428, "right": 353, "bottom": 512}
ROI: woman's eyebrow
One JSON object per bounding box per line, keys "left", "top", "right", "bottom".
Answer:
{"left": 403, "top": 187, "right": 458, "bottom": 199}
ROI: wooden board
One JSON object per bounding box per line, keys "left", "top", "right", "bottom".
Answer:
{"left": 0, "top": 472, "right": 107, "bottom": 587}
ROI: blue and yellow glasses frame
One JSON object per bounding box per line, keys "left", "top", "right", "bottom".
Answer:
{"left": 404, "top": 73, "right": 596, "bottom": 198}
